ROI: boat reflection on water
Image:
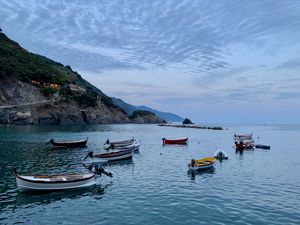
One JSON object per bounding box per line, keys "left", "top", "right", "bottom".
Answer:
{"left": 107, "top": 158, "right": 134, "bottom": 167}
{"left": 12, "top": 182, "right": 112, "bottom": 210}
{"left": 187, "top": 167, "right": 215, "bottom": 180}
{"left": 235, "top": 147, "right": 255, "bottom": 155}
{"left": 83, "top": 158, "right": 134, "bottom": 170}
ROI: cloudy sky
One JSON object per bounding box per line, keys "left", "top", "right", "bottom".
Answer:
{"left": 1, "top": 0, "right": 300, "bottom": 123}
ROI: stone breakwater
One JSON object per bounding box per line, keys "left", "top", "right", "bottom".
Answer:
{"left": 158, "top": 124, "right": 223, "bottom": 130}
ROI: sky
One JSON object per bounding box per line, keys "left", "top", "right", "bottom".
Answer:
{"left": 0, "top": 0, "right": 300, "bottom": 124}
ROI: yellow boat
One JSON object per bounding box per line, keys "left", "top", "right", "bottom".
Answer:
{"left": 188, "top": 157, "right": 217, "bottom": 171}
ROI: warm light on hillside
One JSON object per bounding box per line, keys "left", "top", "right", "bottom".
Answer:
{"left": 31, "top": 80, "right": 60, "bottom": 90}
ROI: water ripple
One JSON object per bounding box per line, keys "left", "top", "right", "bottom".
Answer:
{"left": 0, "top": 124, "right": 299, "bottom": 224}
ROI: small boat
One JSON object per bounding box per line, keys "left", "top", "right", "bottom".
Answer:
{"left": 48, "top": 138, "right": 88, "bottom": 148}
{"left": 14, "top": 168, "right": 112, "bottom": 191}
{"left": 214, "top": 150, "right": 228, "bottom": 160}
{"left": 234, "top": 133, "right": 255, "bottom": 150}
{"left": 162, "top": 137, "right": 188, "bottom": 145}
{"left": 84, "top": 149, "right": 133, "bottom": 161}
{"left": 107, "top": 142, "right": 140, "bottom": 152}
{"left": 103, "top": 138, "right": 135, "bottom": 149}
{"left": 255, "top": 144, "right": 271, "bottom": 149}
{"left": 188, "top": 157, "right": 217, "bottom": 171}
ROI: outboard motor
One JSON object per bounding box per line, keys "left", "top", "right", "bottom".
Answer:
{"left": 190, "top": 159, "right": 195, "bottom": 167}
{"left": 84, "top": 151, "right": 94, "bottom": 159}
{"left": 95, "top": 166, "right": 113, "bottom": 177}
{"left": 162, "top": 138, "right": 166, "bottom": 145}
{"left": 218, "top": 151, "right": 224, "bottom": 162}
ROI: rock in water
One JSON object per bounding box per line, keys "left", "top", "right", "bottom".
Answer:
{"left": 182, "top": 118, "right": 193, "bottom": 124}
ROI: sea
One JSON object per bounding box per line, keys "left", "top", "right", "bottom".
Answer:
{"left": 0, "top": 123, "right": 299, "bottom": 225}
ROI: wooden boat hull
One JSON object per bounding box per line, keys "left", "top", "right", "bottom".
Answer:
{"left": 163, "top": 138, "right": 188, "bottom": 145}
{"left": 255, "top": 144, "right": 270, "bottom": 149}
{"left": 50, "top": 139, "right": 88, "bottom": 148}
{"left": 16, "top": 173, "right": 96, "bottom": 191}
{"left": 235, "top": 142, "right": 254, "bottom": 151}
{"left": 189, "top": 164, "right": 215, "bottom": 170}
{"left": 188, "top": 157, "right": 216, "bottom": 171}
{"left": 94, "top": 149, "right": 133, "bottom": 161}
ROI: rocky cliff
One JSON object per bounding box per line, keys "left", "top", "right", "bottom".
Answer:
{"left": 0, "top": 78, "right": 130, "bottom": 125}
{"left": 130, "top": 110, "right": 166, "bottom": 124}
{"left": 0, "top": 32, "right": 163, "bottom": 125}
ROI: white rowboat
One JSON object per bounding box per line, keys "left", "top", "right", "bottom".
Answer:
{"left": 103, "top": 138, "right": 135, "bottom": 149}
{"left": 15, "top": 173, "right": 96, "bottom": 191}
{"left": 110, "top": 143, "right": 140, "bottom": 152}
{"left": 85, "top": 149, "right": 134, "bottom": 161}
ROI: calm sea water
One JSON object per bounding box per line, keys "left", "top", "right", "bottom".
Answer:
{"left": 0, "top": 124, "right": 299, "bottom": 225}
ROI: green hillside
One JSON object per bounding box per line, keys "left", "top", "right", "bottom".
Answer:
{"left": 0, "top": 32, "right": 120, "bottom": 110}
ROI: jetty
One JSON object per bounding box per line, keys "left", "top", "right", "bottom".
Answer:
{"left": 158, "top": 124, "right": 223, "bottom": 130}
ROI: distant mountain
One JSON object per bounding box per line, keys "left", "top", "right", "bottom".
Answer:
{"left": 111, "top": 97, "right": 137, "bottom": 116}
{"left": 112, "top": 97, "right": 184, "bottom": 122}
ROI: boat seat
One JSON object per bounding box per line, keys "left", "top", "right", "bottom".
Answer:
{"left": 49, "top": 178, "right": 65, "bottom": 182}
{"left": 65, "top": 175, "right": 85, "bottom": 181}
{"left": 34, "top": 175, "right": 53, "bottom": 178}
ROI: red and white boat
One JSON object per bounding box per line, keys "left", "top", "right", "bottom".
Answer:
{"left": 234, "top": 133, "right": 255, "bottom": 150}
{"left": 162, "top": 137, "right": 188, "bottom": 145}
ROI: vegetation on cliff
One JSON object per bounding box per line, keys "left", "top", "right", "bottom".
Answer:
{"left": 129, "top": 110, "right": 155, "bottom": 119}
{"left": 0, "top": 32, "right": 120, "bottom": 110}
{"left": 130, "top": 110, "right": 166, "bottom": 123}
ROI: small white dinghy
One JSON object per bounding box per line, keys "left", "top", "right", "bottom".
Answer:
{"left": 110, "top": 142, "right": 140, "bottom": 152}
{"left": 14, "top": 168, "right": 112, "bottom": 191}
{"left": 214, "top": 150, "right": 228, "bottom": 160}
{"left": 84, "top": 149, "right": 134, "bottom": 161}
{"left": 103, "top": 138, "right": 135, "bottom": 149}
